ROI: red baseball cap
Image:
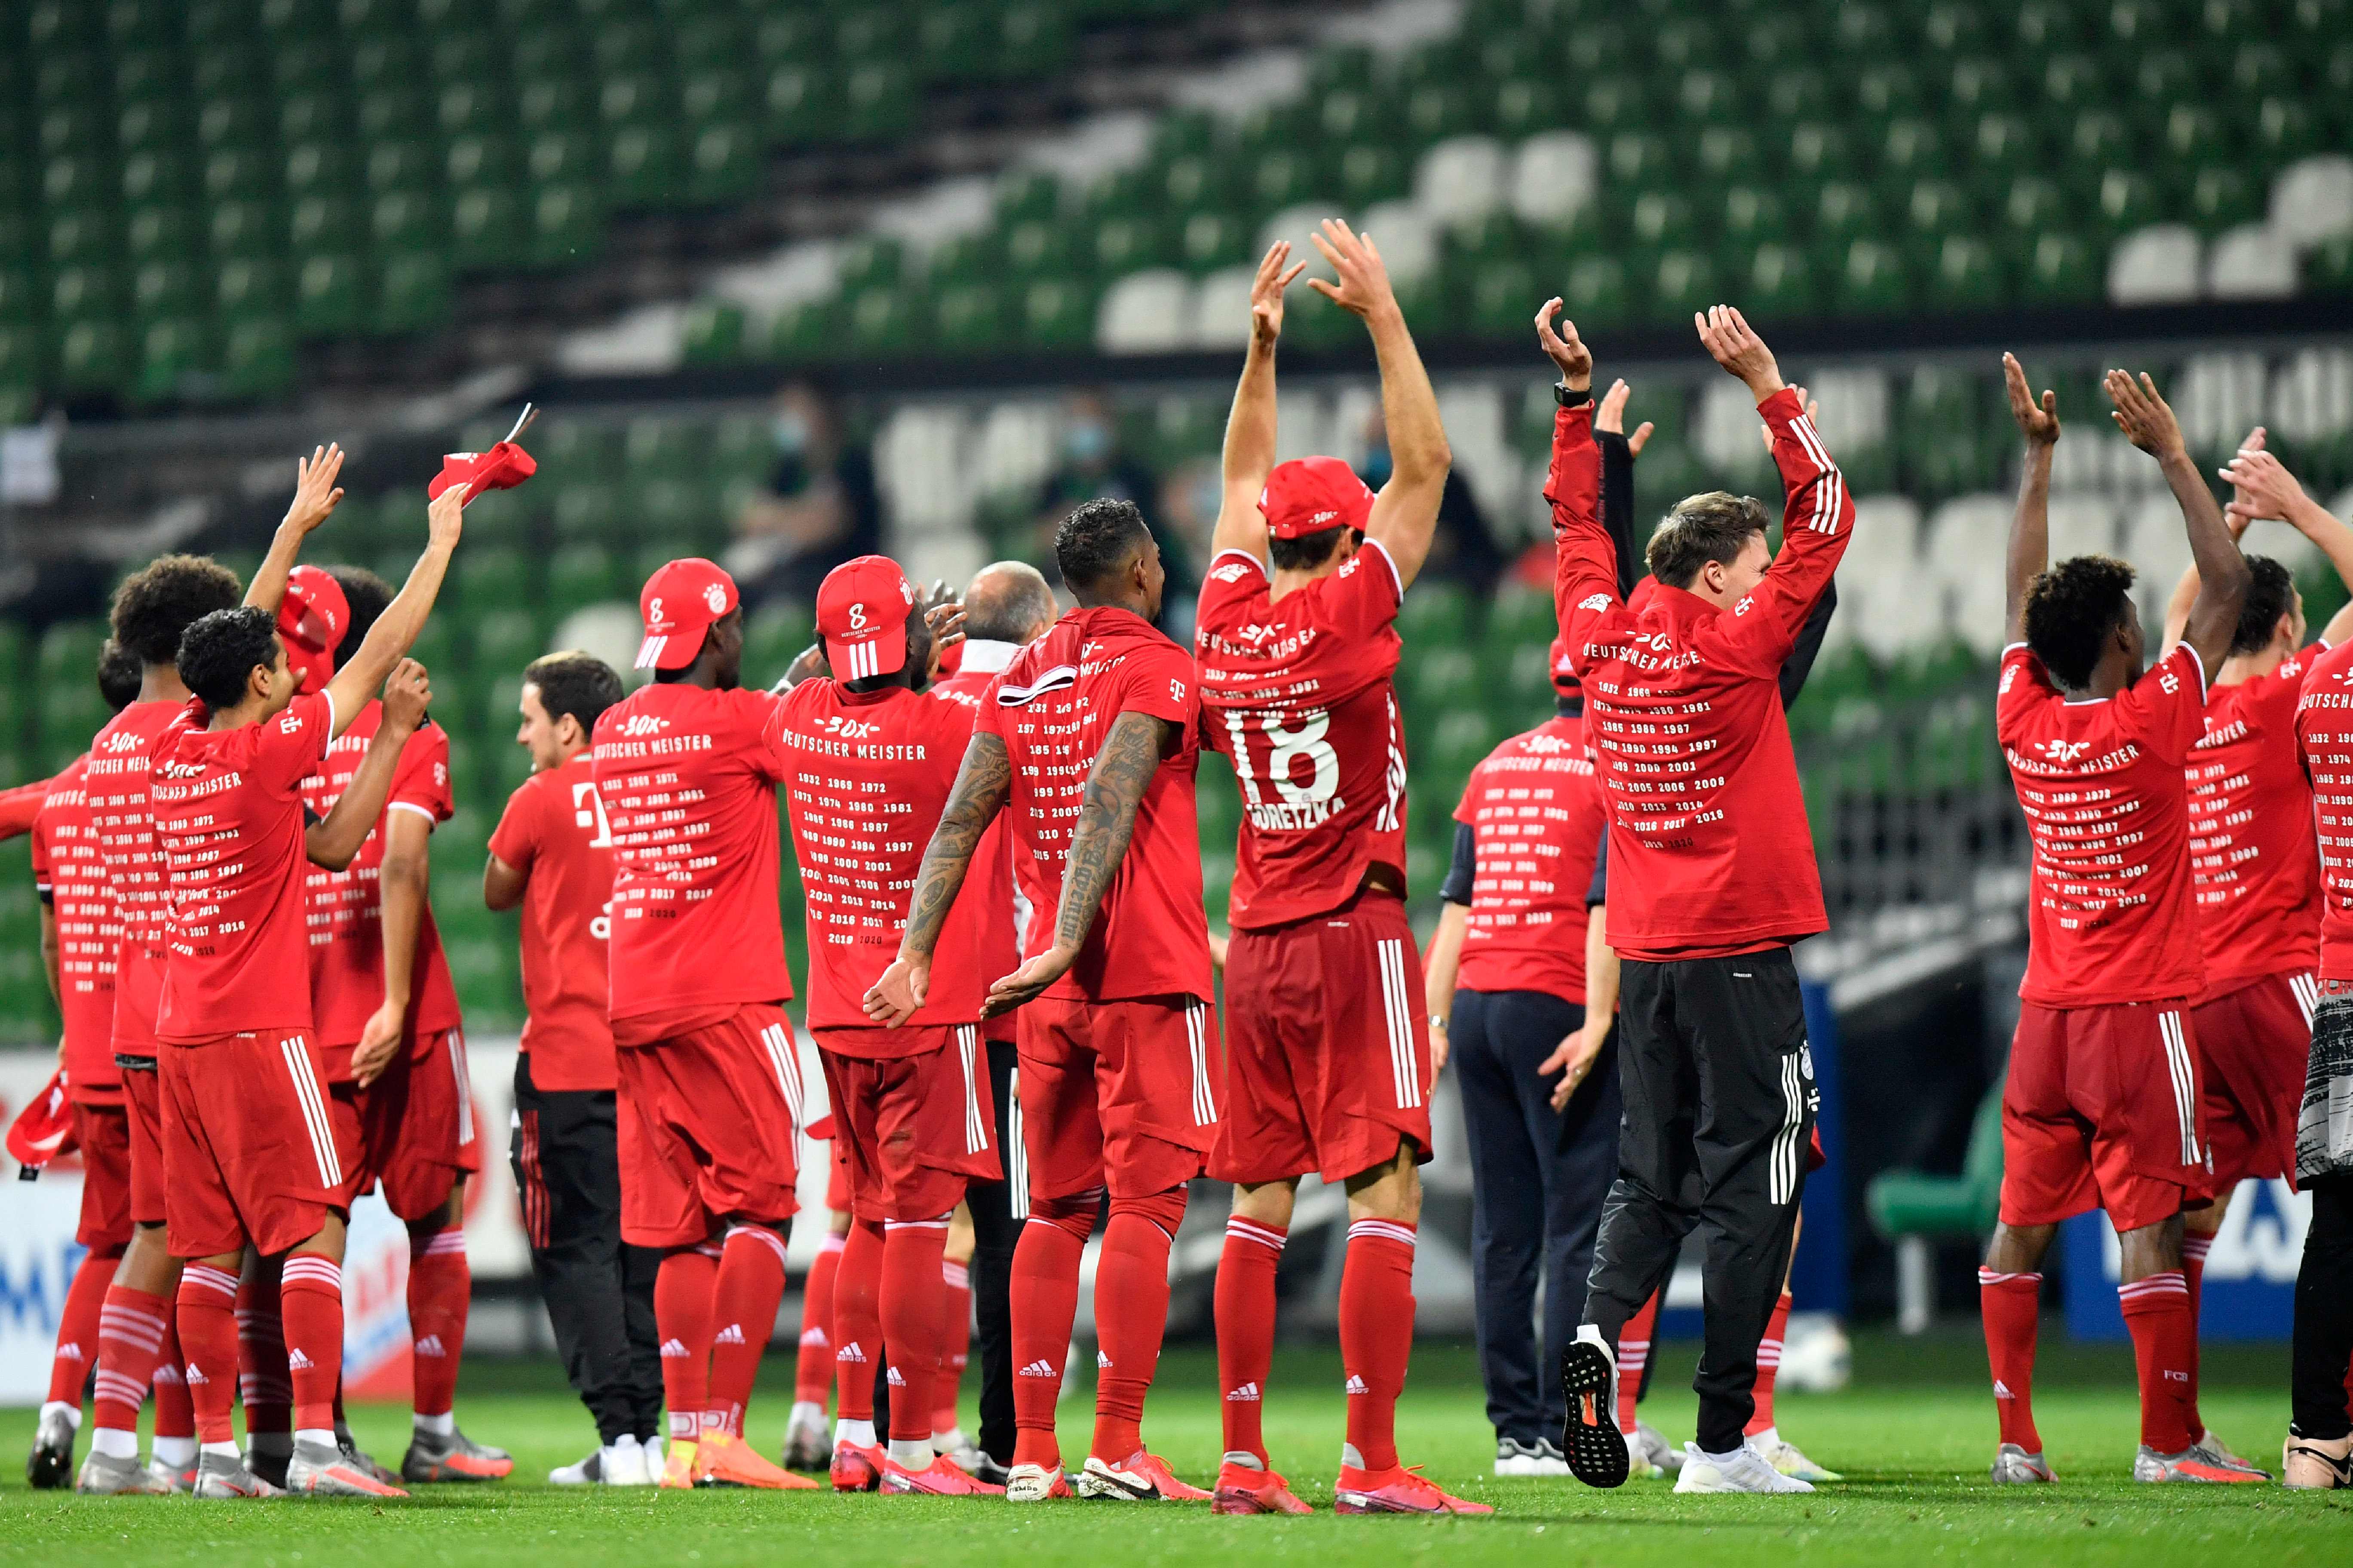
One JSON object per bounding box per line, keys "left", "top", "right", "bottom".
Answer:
{"left": 816, "top": 554, "right": 917, "bottom": 680}
{"left": 6, "top": 1069, "right": 75, "bottom": 1169}
{"left": 636, "top": 557, "right": 740, "bottom": 671}
{"left": 1259, "top": 455, "right": 1375, "bottom": 539}
{"left": 278, "top": 564, "right": 349, "bottom": 695}
{"left": 1549, "top": 633, "right": 1579, "bottom": 695}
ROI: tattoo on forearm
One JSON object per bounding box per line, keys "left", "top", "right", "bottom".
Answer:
{"left": 1052, "top": 713, "right": 1169, "bottom": 953}
{"left": 902, "top": 733, "right": 1011, "bottom": 959}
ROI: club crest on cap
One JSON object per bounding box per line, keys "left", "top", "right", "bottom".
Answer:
{"left": 705, "top": 583, "right": 726, "bottom": 612}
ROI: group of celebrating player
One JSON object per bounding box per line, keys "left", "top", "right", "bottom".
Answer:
{"left": 14, "top": 205, "right": 2352, "bottom": 1511}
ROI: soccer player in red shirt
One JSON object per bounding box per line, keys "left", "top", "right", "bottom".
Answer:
{"left": 1186, "top": 227, "right": 1485, "bottom": 1516}
{"left": 872, "top": 503, "right": 1220, "bottom": 1505}
{"left": 590, "top": 558, "right": 816, "bottom": 1492}
{"left": 1979, "top": 358, "right": 2261, "bottom": 1485}
{"left": 489, "top": 651, "right": 664, "bottom": 1485}
{"left": 147, "top": 477, "right": 467, "bottom": 1499}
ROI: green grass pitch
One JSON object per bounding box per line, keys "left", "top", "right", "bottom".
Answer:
{"left": 5, "top": 1333, "right": 2347, "bottom": 1566}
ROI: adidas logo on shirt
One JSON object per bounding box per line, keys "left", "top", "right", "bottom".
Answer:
{"left": 1224, "top": 1383, "right": 1261, "bottom": 1403}
{"left": 714, "top": 1323, "right": 745, "bottom": 1346}
{"left": 1344, "top": 1374, "right": 1368, "bottom": 1395}
{"left": 1096, "top": 1350, "right": 1113, "bottom": 1369}
{"left": 1017, "top": 1360, "right": 1058, "bottom": 1378}
{"left": 288, "top": 1349, "right": 314, "bottom": 1371}
{"left": 836, "top": 1341, "right": 868, "bottom": 1364}
{"left": 660, "top": 1338, "right": 690, "bottom": 1358}
{"left": 414, "top": 1335, "right": 446, "bottom": 1358}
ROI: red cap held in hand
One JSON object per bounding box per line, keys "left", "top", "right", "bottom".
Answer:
{"left": 6, "top": 1070, "right": 74, "bottom": 1169}
{"left": 1259, "top": 455, "right": 1375, "bottom": 539}
{"left": 428, "top": 404, "right": 539, "bottom": 507}
{"left": 277, "top": 564, "right": 348, "bottom": 696}
{"left": 636, "top": 557, "right": 739, "bottom": 671}
{"left": 816, "top": 554, "right": 917, "bottom": 681}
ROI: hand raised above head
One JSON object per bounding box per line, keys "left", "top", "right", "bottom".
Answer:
{"left": 2002, "top": 352, "right": 2061, "bottom": 447}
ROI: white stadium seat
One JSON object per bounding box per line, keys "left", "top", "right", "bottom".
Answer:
{"left": 1189, "top": 265, "right": 1257, "bottom": 350}
{"left": 1842, "top": 494, "right": 1924, "bottom": 579}
{"left": 1095, "top": 269, "right": 1193, "bottom": 353}
{"left": 2270, "top": 349, "right": 2353, "bottom": 444}
{"left": 2269, "top": 155, "right": 2353, "bottom": 251}
{"left": 1356, "top": 200, "right": 1440, "bottom": 288}
{"left": 2123, "top": 495, "right": 2196, "bottom": 622}
{"left": 2237, "top": 517, "right": 2325, "bottom": 577}
{"left": 1853, "top": 564, "right": 1952, "bottom": 661}
{"left": 1255, "top": 204, "right": 1346, "bottom": 285}
{"left": 2107, "top": 224, "right": 2202, "bottom": 306}
{"left": 1411, "top": 135, "right": 1508, "bottom": 230}
{"left": 1508, "top": 132, "right": 1597, "bottom": 229}
{"left": 2204, "top": 224, "right": 2299, "bottom": 300}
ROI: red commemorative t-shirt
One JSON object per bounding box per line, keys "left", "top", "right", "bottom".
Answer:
{"left": 1195, "top": 543, "right": 1411, "bottom": 929}
{"left": 776, "top": 678, "right": 985, "bottom": 1051}
{"left": 87, "top": 698, "right": 194, "bottom": 1057}
{"left": 488, "top": 750, "right": 617, "bottom": 1091}
{"left": 2187, "top": 648, "right": 2323, "bottom": 1000}
{"left": 972, "top": 606, "right": 1213, "bottom": 1003}
{"left": 300, "top": 704, "right": 463, "bottom": 1068}
{"left": 1999, "top": 642, "right": 2207, "bottom": 1008}
{"left": 591, "top": 681, "right": 796, "bottom": 1044}
{"left": 934, "top": 647, "right": 1030, "bottom": 1035}
{"left": 0, "top": 776, "right": 52, "bottom": 839}
{"left": 1451, "top": 710, "right": 1605, "bottom": 1004}
{"left": 32, "top": 756, "right": 123, "bottom": 1104}
{"left": 2295, "top": 639, "right": 2353, "bottom": 980}
{"left": 150, "top": 692, "right": 337, "bottom": 1042}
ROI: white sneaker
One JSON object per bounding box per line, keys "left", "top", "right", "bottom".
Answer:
{"left": 782, "top": 1405, "right": 830, "bottom": 1471}
{"left": 1005, "top": 1462, "right": 1064, "bottom": 1502}
{"left": 1494, "top": 1437, "right": 1570, "bottom": 1476}
{"left": 1672, "top": 1441, "right": 1814, "bottom": 1494}
{"left": 605, "top": 1434, "right": 653, "bottom": 1486}
{"left": 548, "top": 1447, "right": 601, "bottom": 1485}
{"left": 1635, "top": 1422, "right": 1683, "bottom": 1476}
{"left": 1749, "top": 1427, "right": 1842, "bottom": 1482}
{"left": 1623, "top": 1433, "right": 1655, "bottom": 1481}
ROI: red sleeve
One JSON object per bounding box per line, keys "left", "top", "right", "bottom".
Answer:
{"left": 488, "top": 776, "right": 540, "bottom": 873}
{"left": 971, "top": 674, "right": 1007, "bottom": 742}
{"left": 1546, "top": 399, "right": 1633, "bottom": 677}
{"left": 1713, "top": 389, "right": 1854, "bottom": 674}
{"left": 746, "top": 688, "right": 795, "bottom": 782}
{"left": 1319, "top": 539, "right": 1405, "bottom": 642}
{"left": 2115, "top": 643, "right": 2209, "bottom": 766}
{"left": 30, "top": 809, "right": 52, "bottom": 894}
{"left": 1451, "top": 763, "right": 1481, "bottom": 828}
{"left": 254, "top": 692, "right": 337, "bottom": 793}
{"left": 1194, "top": 549, "right": 1269, "bottom": 638}
{"left": 1994, "top": 645, "right": 2055, "bottom": 747}
{"left": 1111, "top": 640, "right": 1197, "bottom": 727}
{"left": 387, "top": 723, "right": 454, "bottom": 827}
{"left": 0, "top": 778, "right": 52, "bottom": 842}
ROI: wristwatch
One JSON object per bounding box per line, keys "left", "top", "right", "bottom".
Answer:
{"left": 1429, "top": 1013, "right": 1448, "bottom": 1033}
{"left": 1555, "top": 383, "right": 1593, "bottom": 408}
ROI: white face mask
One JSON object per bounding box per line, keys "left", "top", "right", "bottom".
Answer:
{"left": 773, "top": 412, "right": 812, "bottom": 454}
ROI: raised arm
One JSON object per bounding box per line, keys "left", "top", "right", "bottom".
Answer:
{"left": 2108, "top": 368, "right": 2249, "bottom": 677}
{"left": 1536, "top": 300, "right": 1625, "bottom": 671}
{"left": 1704, "top": 309, "right": 1848, "bottom": 658}
{"left": 2001, "top": 352, "right": 2061, "bottom": 648}
{"left": 244, "top": 444, "right": 347, "bottom": 617}
{"left": 1208, "top": 242, "right": 1307, "bottom": 563}
{"left": 2223, "top": 441, "right": 2353, "bottom": 646}
{"left": 981, "top": 710, "right": 1169, "bottom": 1019}
{"left": 1315, "top": 220, "right": 1451, "bottom": 589}
{"left": 324, "top": 482, "right": 466, "bottom": 736}
{"left": 863, "top": 731, "right": 1014, "bottom": 1026}
{"left": 305, "top": 660, "right": 429, "bottom": 871}
{"left": 2159, "top": 430, "right": 2260, "bottom": 658}
{"left": 1595, "top": 380, "right": 1652, "bottom": 597}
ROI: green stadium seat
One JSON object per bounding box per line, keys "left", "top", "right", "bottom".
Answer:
{"left": 452, "top": 187, "right": 527, "bottom": 271}
{"left": 1834, "top": 240, "right": 1911, "bottom": 315}
{"left": 1747, "top": 244, "right": 1819, "bottom": 319}
{"left": 132, "top": 317, "right": 210, "bottom": 406}
{"left": 1927, "top": 236, "right": 2003, "bottom": 310}
{"left": 1631, "top": 192, "right": 1695, "bottom": 252}
{"left": 295, "top": 253, "right": 368, "bottom": 335}
{"left": 609, "top": 126, "right": 684, "bottom": 207}
{"left": 2022, "top": 233, "right": 2100, "bottom": 305}
{"left": 1020, "top": 278, "right": 1095, "bottom": 349}
{"left": 1765, "top": 68, "right": 1828, "bottom": 126}
{"left": 126, "top": 205, "right": 196, "bottom": 264}
{"left": 1647, "top": 250, "right": 1717, "bottom": 324}
{"left": 374, "top": 250, "right": 451, "bottom": 333}
{"left": 528, "top": 184, "right": 603, "bottom": 268}
{"left": 1564, "top": 255, "right": 1628, "bottom": 326}
{"left": 1336, "top": 145, "right": 1407, "bottom": 209}
{"left": 2094, "top": 169, "right": 2162, "bottom": 234}
{"left": 220, "top": 314, "right": 297, "bottom": 401}
{"left": 2000, "top": 176, "right": 2068, "bottom": 237}
{"left": 57, "top": 318, "right": 129, "bottom": 394}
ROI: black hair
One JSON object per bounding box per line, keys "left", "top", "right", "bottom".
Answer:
{"left": 2231, "top": 555, "right": 2296, "bottom": 656}
{"left": 1054, "top": 497, "right": 1151, "bottom": 596}
{"left": 1269, "top": 525, "right": 1356, "bottom": 573}
{"left": 1645, "top": 492, "right": 1770, "bottom": 590}
{"left": 176, "top": 606, "right": 281, "bottom": 712}
{"left": 522, "top": 651, "right": 623, "bottom": 735}
{"left": 2023, "top": 554, "right": 2138, "bottom": 691}
{"left": 97, "top": 640, "right": 142, "bottom": 711}
{"left": 109, "top": 554, "right": 242, "bottom": 666}
{"left": 327, "top": 566, "right": 393, "bottom": 668}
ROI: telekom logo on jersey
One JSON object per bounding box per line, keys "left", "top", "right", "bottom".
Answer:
{"left": 571, "top": 780, "right": 616, "bottom": 939}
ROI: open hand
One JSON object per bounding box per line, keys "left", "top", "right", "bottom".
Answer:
{"left": 1249, "top": 240, "right": 1308, "bottom": 348}
{"left": 2221, "top": 446, "right": 2310, "bottom": 528}
{"left": 862, "top": 954, "right": 931, "bottom": 1028}
{"left": 1534, "top": 297, "right": 1593, "bottom": 388}
{"left": 1306, "top": 219, "right": 1396, "bottom": 320}
{"left": 1596, "top": 380, "right": 1654, "bottom": 454}
{"left": 352, "top": 999, "right": 405, "bottom": 1087}
{"left": 982, "top": 943, "right": 1079, "bottom": 1019}
{"left": 1539, "top": 1025, "right": 1605, "bottom": 1113}
{"left": 427, "top": 481, "right": 469, "bottom": 550}
{"left": 284, "top": 443, "right": 346, "bottom": 534}
{"left": 2002, "top": 352, "right": 2061, "bottom": 446}
{"left": 2106, "top": 369, "right": 2184, "bottom": 459}
{"left": 924, "top": 600, "right": 966, "bottom": 681}
{"left": 379, "top": 658, "right": 431, "bottom": 732}
{"left": 1696, "top": 305, "right": 1782, "bottom": 398}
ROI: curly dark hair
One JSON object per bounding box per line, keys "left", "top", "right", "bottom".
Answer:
{"left": 522, "top": 651, "right": 623, "bottom": 736}
{"left": 109, "top": 554, "right": 241, "bottom": 666}
{"left": 1269, "top": 524, "right": 1356, "bottom": 573}
{"left": 327, "top": 566, "right": 393, "bottom": 668}
{"left": 1646, "top": 492, "right": 1770, "bottom": 589}
{"left": 1054, "top": 497, "right": 1151, "bottom": 596}
{"left": 2023, "top": 554, "right": 2138, "bottom": 690}
{"left": 177, "top": 606, "right": 280, "bottom": 712}
{"left": 96, "top": 640, "right": 141, "bottom": 711}
{"left": 2231, "top": 555, "right": 2296, "bottom": 655}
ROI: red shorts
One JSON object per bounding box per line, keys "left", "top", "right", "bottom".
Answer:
{"left": 1015, "top": 993, "right": 1218, "bottom": 1201}
{"left": 1215, "top": 892, "right": 1436, "bottom": 1185}
{"left": 816, "top": 1025, "right": 998, "bottom": 1223}
{"left": 328, "top": 1028, "right": 482, "bottom": 1219}
{"left": 158, "top": 1031, "right": 354, "bottom": 1260}
{"left": 120, "top": 1060, "right": 166, "bottom": 1227}
{"left": 71, "top": 1102, "right": 134, "bottom": 1250}
{"left": 2190, "top": 971, "right": 2314, "bottom": 1188}
{"left": 2000, "top": 999, "right": 2211, "bottom": 1233}
{"left": 617, "top": 1004, "right": 803, "bottom": 1248}
{"left": 827, "top": 1137, "right": 850, "bottom": 1213}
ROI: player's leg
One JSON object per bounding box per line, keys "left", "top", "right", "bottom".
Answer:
{"left": 1214, "top": 1177, "right": 1298, "bottom": 1494}
{"left": 785, "top": 1207, "right": 847, "bottom": 1470}
{"left": 1451, "top": 987, "right": 1551, "bottom": 1471}
{"left": 616, "top": 1044, "right": 719, "bottom": 1484}
{"left": 933, "top": 1203, "right": 976, "bottom": 1461}
{"left": 653, "top": 1239, "right": 721, "bottom": 1479}
{"left": 829, "top": 1213, "right": 887, "bottom": 1485}
{"left": 2285, "top": 1175, "right": 2353, "bottom": 1486}
{"left": 1006, "top": 1001, "right": 1101, "bottom": 1496}
{"left": 878, "top": 1211, "right": 963, "bottom": 1490}
{"left": 1743, "top": 1212, "right": 1839, "bottom": 1481}
{"left": 80, "top": 1064, "right": 182, "bottom": 1494}
{"left": 31, "top": 1102, "right": 132, "bottom": 1489}
{"left": 397, "top": 1176, "right": 513, "bottom": 1481}
{"left": 704, "top": 1216, "right": 791, "bottom": 1444}
{"left": 1532, "top": 995, "right": 1626, "bottom": 1471}
{"left": 963, "top": 1034, "right": 1022, "bottom": 1476}
{"left": 234, "top": 1251, "right": 294, "bottom": 1483}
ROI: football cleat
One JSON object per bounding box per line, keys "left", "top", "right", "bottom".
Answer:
{"left": 287, "top": 1436, "right": 409, "bottom": 1497}
{"left": 881, "top": 1454, "right": 1006, "bottom": 1496}
{"left": 658, "top": 1438, "right": 699, "bottom": 1489}
{"left": 335, "top": 1427, "right": 402, "bottom": 1487}
{"left": 402, "top": 1424, "right": 514, "bottom": 1483}
{"left": 1494, "top": 1437, "right": 1570, "bottom": 1476}
{"left": 2133, "top": 1444, "right": 2266, "bottom": 1483}
{"left": 1673, "top": 1442, "right": 1813, "bottom": 1494}
{"left": 1559, "top": 1327, "right": 1628, "bottom": 1489}
{"left": 936, "top": 1435, "right": 991, "bottom": 1476}
{"left": 1634, "top": 1423, "right": 1683, "bottom": 1476}
{"left": 75, "top": 1447, "right": 172, "bottom": 1495}
{"left": 1211, "top": 1460, "right": 1314, "bottom": 1515}
{"left": 1004, "top": 1462, "right": 1071, "bottom": 1501}
{"left": 782, "top": 1408, "right": 831, "bottom": 1472}
{"left": 1075, "top": 1451, "right": 1212, "bottom": 1501}
{"left": 831, "top": 1441, "right": 887, "bottom": 1493}
{"left": 2283, "top": 1435, "right": 2353, "bottom": 1489}
{"left": 2187, "top": 1430, "right": 2270, "bottom": 1480}
{"left": 1989, "top": 1443, "right": 2055, "bottom": 1484}
{"left": 1751, "top": 1431, "right": 1842, "bottom": 1482}
{"left": 1623, "top": 1433, "right": 1655, "bottom": 1481}
{"left": 145, "top": 1455, "right": 197, "bottom": 1493}
{"left": 26, "top": 1407, "right": 75, "bottom": 1489}
{"left": 193, "top": 1450, "right": 284, "bottom": 1499}
{"left": 1334, "top": 1463, "right": 1494, "bottom": 1515}
{"left": 693, "top": 1430, "right": 817, "bottom": 1489}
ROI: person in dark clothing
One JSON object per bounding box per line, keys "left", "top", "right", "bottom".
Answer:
{"left": 1358, "top": 407, "right": 1506, "bottom": 592}
{"left": 1032, "top": 389, "right": 1191, "bottom": 634}
{"left": 729, "top": 382, "right": 881, "bottom": 606}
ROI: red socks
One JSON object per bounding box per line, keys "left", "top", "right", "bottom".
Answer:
{"left": 279, "top": 1253, "right": 344, "bottom": 1434}
{"left": 701, "top": 1225, "right": 787, "bottom": 1438}
{"left": 1745, "top": 1289, "right": 1793, "bottom": 1436}
{"left": 654, "top": 1243, "right": 720, "bottom": 1443}
{"left": 409, "top": 1228, "right": 470, "bottom": 1420}
{"left": 1617, "top": 1289, "right": 1660, "bottom": 1434}
{"left": 880, "top": 1219, "right": 950, "bottom": 1445}
{"left": 175, "top": 1264, "right": 240, "bottom": 1445}
{"left": 832, "top": 1219, "right": 885, "bottom": 1425}
{"left": 1009, "top": 1193, "right": 1095, "bottom": 1468}
{"left": 150, "top": 1314, "right": 193, "bottom": 1444}
{"left": 936, "top": 1257, "right": 972, "bottom": 1434}
{"left": 1339, "top": 1218, "right": 1416, "bottom": 1473}
{"left": 92, "top": 1283, "right": 171, "bottom": 1438}
{"left": 1979, "top": 1268, "right": 2043, "bottom": 1452}
{"left": 46, "top": 1245, "right": 117, "bottom": 1405}
{"left": 1215, "top": 1215, "right": 1286, "bottom": 1462}
{"left": 795, "top": 1231, "right": 844, "bottom": 1406}
{"left": 1091, "top": 1188, "right": 1187, "bottom": 1461}
{"left": 236, "top": 1267, "right": 291, "bottom": 1440}
{"left": 2180, "top": 1231, "right": 2213, "bottom": 1439}
{"left": 2119, "top": 1270, "right": 2196, "bottom": 1454}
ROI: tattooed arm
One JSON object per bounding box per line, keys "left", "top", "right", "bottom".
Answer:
{"left": 982, "top": 710, "right": 1172, "bottom": 1019}
{"left": 862, "top": 731, "right": 1013, "bottom": 1026}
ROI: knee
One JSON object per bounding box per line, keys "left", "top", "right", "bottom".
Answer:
{"left": 1023, "top": 1190, "right": 1100, "bottom": 1246}
{"left": 1108, "top": 1186, "right": 1187, "bottom": 1241}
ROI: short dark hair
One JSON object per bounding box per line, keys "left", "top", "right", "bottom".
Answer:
{"left": 110, "top": 554, "right": 241, "bottom": 666}
{"left": 2023, "top": 554, "right": 2138, "bottom": 690}
{"left": 328, "top": 566, "right": 393, "bottom": 668}
{"left": 522, "top": 651, "right": 623, "bottom": 735}
{"left": 177, "top": 606, "right": 280, "bottom": 711}
{"left": 1054, "top": 497, "right": 1150, "bottom": 595}
{"left": 97, "top": 640, "right": 141, "bottom": 711}
{"left": 1269, "top": 525, "right": 1356, "bottom": 573}
{"left": 2231, "top": 555, "right": 2296, "bottom": 655}
{"left": 1644, "top": 493, "right": 1770, "bottom": 590}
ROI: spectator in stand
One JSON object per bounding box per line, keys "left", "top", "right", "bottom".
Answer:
{"left": 1356, "top": 405, "right": 1504, "bottom": 593}
{"left": 729, "top": 383, "right": 881, "bottom": 607}
{"left": 1032, "top": 390, "right": 1189, "bottom": 633}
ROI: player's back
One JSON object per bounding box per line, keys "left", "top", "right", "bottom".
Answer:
{"left": 1454, "top": 710, "right": 1604, "bottom": 999}
{"left": 491, "top": 750, "right": 616, "bottom": 1079}
{"left": 2188, "top": 650, "right": 2323, "bottom": 997}
{"left": 932, "top": 660, "right": 1024, "bottom": 996}
{"left": 1194, "top": 544, "right": 1408, "bottom": 929}
{"left": 1999, "top": 641, "right": 2206, "bottom": 1008}
{"left": 2295, "top": 640, "right": 2353, "bottom": 978}
{"left": 86, "top": 698, "right": 191, "bottom": 1051}
{"left": 34, "top": 756, "right": 123, "bottom": 1091}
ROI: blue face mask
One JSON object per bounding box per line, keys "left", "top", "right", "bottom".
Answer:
{"left": 1361, "top": 447, "right": 1393, "bottom": 488}
{"left": 1065, "top": 419, "right": 1110, "bottom": 464}
{"left": 773, "top": 412, "right": 811, "bottom": 454}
